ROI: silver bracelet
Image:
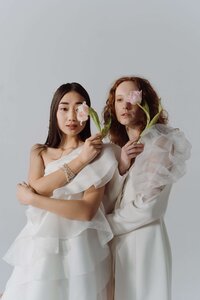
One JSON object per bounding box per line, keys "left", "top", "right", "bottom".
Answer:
{"left": 60, "top": 163, "right": 76, "bottom": 183}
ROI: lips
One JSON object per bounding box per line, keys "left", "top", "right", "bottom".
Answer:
{"left": 121, "top": 113, "right": 131, "bottom": 117}
{"left": 66, "top": 124, "right": 78, "bottom": 130}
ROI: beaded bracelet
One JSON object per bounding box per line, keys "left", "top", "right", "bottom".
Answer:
{"left": 60, "top": 163, "right": 76, "bottom": 183}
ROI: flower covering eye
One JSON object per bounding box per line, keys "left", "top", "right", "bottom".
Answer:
{"left": 76, "top": 101, "right": 89, "bottom": 125}
{"left": 124, "top": 90, "right": 162, "bottom": 140}
{"left": 126, "top": 90, "right": 142, "bottom": 105}
{"left": 76, "top": 101, "right": 111, "bottom": 138}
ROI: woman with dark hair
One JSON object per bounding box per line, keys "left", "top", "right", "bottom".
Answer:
{"left": 103, "top": 76, "right": 191, "bottom": 300}
{"left": 1, "top": 82, "right": 117, "bottom": 300}
{"left": 27, "top": 82, "right": 103, "bottom": 198}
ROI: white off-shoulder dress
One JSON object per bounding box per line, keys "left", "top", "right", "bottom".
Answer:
{"left": 106, "top": 125, "right": 191, "bottom": 300}
{"left": 2, "top": 144, "right": 118, "bottom": 300}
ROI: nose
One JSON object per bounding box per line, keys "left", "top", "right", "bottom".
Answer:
{"left": 67, "top": 108, "right": 77, "bottom": 121}
{"left": 123, "top": 101, "right": 131, "bottom": 110}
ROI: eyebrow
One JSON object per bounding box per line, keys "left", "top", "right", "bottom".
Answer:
{"left": 59, "top": 101, "right": 84, "bottom": 105}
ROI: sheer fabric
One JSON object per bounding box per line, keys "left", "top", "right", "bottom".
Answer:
{"left": 106, "top": 125, "right": 191, "bottom": 300}
{"left": 2, "top": 144, "right": 118, "bottom": 300}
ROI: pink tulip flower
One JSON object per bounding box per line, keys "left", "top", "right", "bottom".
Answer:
{"left": 77, "top": 101, "right": 89, "bottom": 125}
{"left": 126, "top": 90, "right": 142, "bottom": 105}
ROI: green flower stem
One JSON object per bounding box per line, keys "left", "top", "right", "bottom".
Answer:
{"left": 101, "top": 116, "right": 112, "bottom": 138}
{"left": 89, "top": 107, "right": 101, "bottom": 132}
{"left": 89, "top": 108, "right": 111, "bottom": 138}
{"left": 137, "top": 100, "right": 163, "bottom": 141}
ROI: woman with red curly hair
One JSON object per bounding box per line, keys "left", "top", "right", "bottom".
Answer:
{"left": 103, "top": 76, "right": 191, "bottom": 300}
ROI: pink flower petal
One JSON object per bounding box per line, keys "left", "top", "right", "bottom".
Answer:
{"left": 126, "top": 90, "right": 142, "bottom": 105}
{"left": 77, "top": 101, "right": 89, "bottom": 124}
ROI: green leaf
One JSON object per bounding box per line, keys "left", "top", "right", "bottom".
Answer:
{"left": 139, "top": 100, "right": 163, "bottom": 138}
{"left": 137, "top": 101, "right": 150, "bottom": 126}
{"left": 89, "top": 107, "right": 101, "bottom": 132}
{"left": 143, "top": 100, "right": 150, "bottom": 115}
{"left": 101, "top": 116, "right": 112, "bottom": 138}
{"left": 148, "top": 101, "right": 163, "bottom": 128}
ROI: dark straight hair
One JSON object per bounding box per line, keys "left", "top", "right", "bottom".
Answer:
{"left": 45, "top": 82, "right": 91, "bottom": 148}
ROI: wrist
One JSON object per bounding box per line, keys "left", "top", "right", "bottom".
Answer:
{"left": 29, "top": 193, "right": 39, "bottom": 207}
{"left": 119, "top": 166, "right": 127, "bottom": 175}
{"left": 119, "top": 160, "right": 130, "bottom": 175}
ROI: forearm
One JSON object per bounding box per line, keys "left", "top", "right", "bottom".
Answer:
{"left": 107, "top": 204, "right": 157, "bottom": 235}
{"left": 107, "top": 189, "right": 169, "bottom": 235}
{"left": 30, "top": 194, "right": 94, "bottom": 221}
{"left": 29, "top": 156, "right": 86, "bottom": 196}
{"left": 28, "top": 183, "right": 105, "bottom": 221}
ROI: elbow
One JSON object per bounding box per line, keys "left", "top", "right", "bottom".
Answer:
{"left": 61, "top": 200, "right": 100, "bottom": 221}
{"left": 76, "top": 200, "right": 99, "bottom": 221}
{"left": 81, "top": 205, "right": 98, "bottom": 221}
{"left": 62, "top": 211, "right": 96, "bottom": 222}
{"left": 82, "top": 210, "right": 96, "bottom": 221}
{"left": 38, "top": 190, "right": 52, "bottom": 197}
{"left": 30, "top": 182, "right": 52, "bottom": 197}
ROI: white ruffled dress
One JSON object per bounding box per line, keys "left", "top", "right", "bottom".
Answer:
{"left": 2, "top": 144, "right": 118, "bottom": 300}
{"left": 106, "top": 125, "right": 191, "bottom": 300}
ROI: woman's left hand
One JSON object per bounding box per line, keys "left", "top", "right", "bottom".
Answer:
{"left": 16, "top": 182, "right": 35, "bottom": 205}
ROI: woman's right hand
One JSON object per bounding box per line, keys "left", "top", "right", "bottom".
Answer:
{"left": 119, "top": 140, "right": 144, "bottom": 174}
{"left": 16, "top": 182, "right": 36, "bottom": 206}
{"left": 78, "top": 133, "right": 103, "bottom": 165}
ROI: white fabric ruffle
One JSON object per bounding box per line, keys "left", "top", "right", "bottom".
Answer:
{"left": 2, "top": 144, "right": 117, "bottom": 300}
{"left": 130, "top": 124, "right": 191, "bottom": 205}
{"left": 3, "top": 144, "right": 117, "bottom": 266}
{"left": 106, "top": 125, "right": 191, "bottom": 235}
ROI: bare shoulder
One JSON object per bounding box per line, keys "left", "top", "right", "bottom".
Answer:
{"left": 30, "top": 144, "right": 59, "bottom": 167}
{"left": 30, "top": 143, "right": 46, "bottom": 157}
{"left": 41, "top": 146, "right": 62, "bottom": 166}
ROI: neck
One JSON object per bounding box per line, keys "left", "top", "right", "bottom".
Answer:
{"left": 59, "top": 136, "right": 81, "bottom": 150}
{"left": 126, "top": 125, "right": 141, "bottom": 141}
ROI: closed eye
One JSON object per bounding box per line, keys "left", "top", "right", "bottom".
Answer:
{"left": 116, "top": 98, "right": 123, "bottom": 102}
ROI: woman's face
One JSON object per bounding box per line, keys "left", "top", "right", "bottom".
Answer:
{"left": 56, "top": 91, "right": 86, "bottom": 137}
{"left": 115, "top": 81, "right": 140, "bottom": 127}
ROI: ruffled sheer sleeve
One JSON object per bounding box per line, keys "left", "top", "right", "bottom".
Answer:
{"left": 132, "top": 125, "right": 191, "bottom": 204}
{"left": 107, "top": 125, "right": 191, "bottom": 235}
{"left": 51, "top": 143, "right": 118, "bottom": 197}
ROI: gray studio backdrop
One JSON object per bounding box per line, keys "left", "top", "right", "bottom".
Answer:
{"left": 0, "top": 0, "right": 199, "bottom": 299}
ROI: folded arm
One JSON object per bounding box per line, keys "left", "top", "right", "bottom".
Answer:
{"left": 17, "top": 183, "right": 105, "bottom": 221}
{"left": 107, "top": 185, "right": 171, "bottom": 235}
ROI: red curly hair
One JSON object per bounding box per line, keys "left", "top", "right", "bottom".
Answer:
{"left": 103, "top": 76, "right": 168, "bottom": 147}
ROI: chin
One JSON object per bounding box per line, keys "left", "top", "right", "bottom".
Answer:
{"left": 67, "top": 131, "right": 81, "bottom": 136}
{"left": 119, "top": 119, "right": 131, "bottom": 126}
